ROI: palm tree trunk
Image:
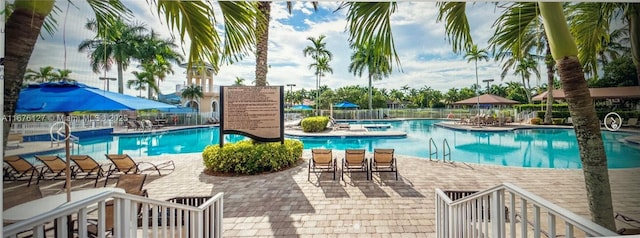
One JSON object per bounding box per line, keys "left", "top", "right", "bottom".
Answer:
{"left": 629, "top": 4, "right": 640, "bottom": 85}
{"left": 368, "top": 74, "right": 373, "bottom": 111}
{"left": 521, "top": 76, "right": 532, "bottom": 104}
{"left": 4, "top": 3, "right": 54, "bottom": 148}
{"left": 539, "top": 2, "right": 615, "bottom": 230}
{"left": 544, "top": 46, "right": 554, "bottom": 124}
{"left": 117, "top": 62, "right": 124, "bottom": 94}
{"left": 254, "top": 2, "right": 271, "bottom": 87}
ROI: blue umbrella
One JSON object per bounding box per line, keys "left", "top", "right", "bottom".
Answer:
{"left": 16, "top": 82, "right": 176, "bottom": 201}
{"left": 291, "top": 105, "right": 313, "bottom": 110}
{"left": 334, "top": 101, "right": 359, "bottom": 109}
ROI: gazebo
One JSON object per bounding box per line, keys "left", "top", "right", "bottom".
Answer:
{"left": 454, "top": 94, "right": 520, "bottom": 106}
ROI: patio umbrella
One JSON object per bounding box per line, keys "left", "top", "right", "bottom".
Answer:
{"left": 291, "top": 105, "right": 313, "bottom": 110}
{"left": 16, "top": 82, "right": 176, "bottom": 201}
{"left": 334, "top": 101, "right": 359, "bottom": 109}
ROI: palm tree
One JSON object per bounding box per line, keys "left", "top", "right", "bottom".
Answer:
{"left": 254, "top": 2, "right": 318, "bottom": 87}
{"left": 303, "top": 34, "right": 333, "bottom": 113}
{"left": 513, "top": 57, "right": 540, "bottom": 104}
{"left": 78, "top": 18, "right": 147, "bottom": 94}
{"left": 233, "top": 77, "right": 246, "bottom": 86}
{"left": 24, "top": 66, "right": 57, "bottom": 83}
{"left": 181, "top": 84, "right": 204, "bottom": 111}
{"left": 135, "top": 30, "right": 183, "bottom": 98}
{"left": 127, "top": 71, "right": 155, "bottom": 97}
{"left": 437, "top": 2, "right": 616, "bottom": 229}
{"left": 53, "top": 69, "right": 73, "bottom": 82}
{"left": 5, "top": 1, "right": 262, "bottom": 148}
{"left": 463, "top": 44, "right": 489, "bottom": 119}
{"left": 348, "top": 42, "right": 391, "bottom": 111}
{"left": 138, "top": 62, "right": 169, "bottom": 100}
{"left": 308, "top": 56, "right": 333, "bottom": 112}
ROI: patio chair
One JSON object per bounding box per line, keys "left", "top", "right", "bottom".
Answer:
{"left": 615, "top": 212, "right": 640, "bottom": 235}
{"left": 370, "top": 149, "right": 398, "bottom": 180}
{"left": 116, "top": 174, "right": 149, "bottom": 197}
{"left": 103, "top": 154, "right": 175, "bottom": 186}
{"left": 342, "top": 149, "right": 369, "bottom": 181}
{"left": 144, "top": 119, "right": 161, "bottom": 130}
{"left": 126, "top": 120, "right": 139, "bottom": 131}
{"left": 69, "top": 155, "right": 107, "bottom": 187}
{"left": 623, "top": 118, "right": 638, "bottom": 127}
{"left": 34, "top": 155, "right": 72, "bottom": 185}
{"left": 3, "top": 155, "right": 40, "bottom": 186}
{"left": 308, "top": 149, "right": 337, "bottom": 181}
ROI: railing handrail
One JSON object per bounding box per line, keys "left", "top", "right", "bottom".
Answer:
{"left": 3, "top": 190, "right": 224, "bottom": 237}
{"left": 428, "top": 137, "right": 438, "bottom": 160}
{"left": 436, "top": 183, "right": 618, "bottom": 237}
{"left": 442, "top": 138, "right": 451, "bottom": 162}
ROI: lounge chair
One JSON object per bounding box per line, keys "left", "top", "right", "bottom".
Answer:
{"left": 342, "top": 149, "right": 369, "bottom": 181}
{"left": 143, "top": 119, "right": 161, "bottom": 130}
{"left": 103, "top": 154, "right": 174, "bottom": 186}
{"left": 7, "top": 133, "right": 23, "bottom": 148}
{"left": 34, "top": 155, "right": 72, "bottom": 185}
{"left": 370, "top": 149, "right": 398, "bottom": 180}
{"left": 126, "top": 120, "right": 139, "bottom": 131}
{"left": 615, "top": 212, "right": 640, "bottom": 235}
{"left": 69, "top": 155, "right": 107, "bottom": 187}
{"left": 308, "top": 149, "right": 337, "bottom": 181}
{"left": 3, "top": 155, "right": 40, "bottom": 186}
{"left": 116, "top": 174, "right": 149, "bottom": 197}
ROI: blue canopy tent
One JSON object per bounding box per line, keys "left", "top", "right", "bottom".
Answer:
{"left": 334, "top": 101, "right": 359, "bottom": 109}
{"left": 291, "top": 105, "right": 313, "bottom": 110}
{"left": 16, "top": 82, "right": 176, "bottom": 201}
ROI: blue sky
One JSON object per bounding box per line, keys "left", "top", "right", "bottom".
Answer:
{"left": 27, "top": 1, "right": 532, "bottom": 97}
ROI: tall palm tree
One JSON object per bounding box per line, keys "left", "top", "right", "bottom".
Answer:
{"left": 138, "top": 62, "right": 170, "bottom": 100}
{"left": 437, "top": 2, "right": 616, "bottom": 229}
{"left": 308, "top": 56, "right": 333, "bottom": 112}
{"left": 181, "top": 84, "right": 204, "bottom": 111}
{"left": 127, "top": 71, "right": 156, "bottom": 97}
{"left": 254, "top": 2, "right": 318, "bottom": 87}
{"left": 348, "top": 42, "right": 391, "bottom": 110}
{"left": 24, "top": 66, "right": 57, "bottom": 83}
{"left": 135, "top": 30, "right": 183, "bottom": 98}
{"left": 5, "top": 1, "right": 262, "bottom": 148}
{"left": 513, "top": 57, "right": 540, "bottom": 104}
{"left": 303, "top": 34, "right": 333, "bottom": 113}
{"left": 463, "top": 44, "right": 489, "bottom": 118}
{"left": 78, "top": 18, "right": 147, "bottom": 94}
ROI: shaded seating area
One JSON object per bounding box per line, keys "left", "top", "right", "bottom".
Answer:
{"left": 103, "top": 154, "right": 175, "bottom": 186}
{"left": 370, "top": 149, "right": 399, "bottom": 180}
{"left": 342, "top": 149, "right": 369, "bottom": 181}
{"left": 69, "top": 155, "right": 107, "bottom": 187}
{"left": 34, "top": 155, "right": 72, "bottom": 185}
{"left": 3, "top": 155, "right": 40, "bottom": 186}
{"left": 308, "top": 149, "right": 337, "bottom": 181}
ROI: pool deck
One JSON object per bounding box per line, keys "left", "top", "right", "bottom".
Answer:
{"left": 5, "top": 122, "right": 640, "bottom": 236}
{"left": 6, "top": 152, "right": 639, "bottom": 237}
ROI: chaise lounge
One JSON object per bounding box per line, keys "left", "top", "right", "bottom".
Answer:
{"left": 342, "top": 149, "right": 369, "bottom": 181}
{"left": 308, "top": 149, "right": 337, "bottom": 181}
{"left": 370, "top": 149, "right": 399, "bottom": 180}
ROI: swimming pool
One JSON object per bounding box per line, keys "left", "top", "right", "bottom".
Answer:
{"left": 41, "top": 120, "right": 640, "bottom": 169}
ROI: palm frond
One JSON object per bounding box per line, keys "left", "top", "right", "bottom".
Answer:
{"left": 86, "top": 0, "right": 133, "bottom": 39}
{"left": 436, "top": 2, "right": 472, "bottom": 54}
{"left": 219, "top": 1, "right": 264, "bottom": 65}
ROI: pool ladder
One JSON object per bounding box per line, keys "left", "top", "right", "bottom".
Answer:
{"left": 429, "top": 138, "right": 452, "bottom": 162}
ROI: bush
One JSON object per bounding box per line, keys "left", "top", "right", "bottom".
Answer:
{"left": 552, "top": 118, "right": 565, "bottom": 125}
{"left": 530, "top": 118, "right": 542, "bottom": 125}
{"left": 515, "top": 103, "right": 569, "bottom": 111}
{"left": 202, "top": 139, "right": 304, "bottom": 175}
{"left": 300, "top": 116, "right": 329, "bottom": 132}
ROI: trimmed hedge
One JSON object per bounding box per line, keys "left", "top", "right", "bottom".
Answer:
{"left": 515, "top": 103, "right": 568, "bottom": 111}
{"left": 536, "top": 110, "right": 640, "bottom": 120}
{"left": 202, "top": 139, "right": 304, "bottom": 175}
{"left": 300, "top": 116, "right": 329, "bottom": 132}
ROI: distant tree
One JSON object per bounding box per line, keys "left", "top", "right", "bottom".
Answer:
{"left": 24, "top": 66, "right": 57, "bottom": 83}
{"left": 590, "top": 55, "right": 638, "bottom": 87}
{"left": 181, "top": 84, "right": 204, "bottom": 111}
{"left": 233, "top": 77, "right": 246, "bottom": 86}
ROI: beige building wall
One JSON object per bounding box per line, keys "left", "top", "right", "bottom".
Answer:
{"left": 181, "top": 64, "right": 220, "bottom": 117}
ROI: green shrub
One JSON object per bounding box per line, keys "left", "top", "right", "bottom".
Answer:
{"left": 515, "top": 103, "right": 568, "bottom": 111}
{"left": 530, "top": 118, "right": 542, "bottom": 125}
{"left": 300, "top": 116, "right": 329, "bottom": 132}
{"left": 202, "top": 139, "right": 304, "bottom": 175}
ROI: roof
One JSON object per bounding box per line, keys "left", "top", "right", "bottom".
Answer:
{"left": 532, "top": 86, "right": 640, "bottom": 101}
{"left": 454, "top": 94, "right": 520, "bottom": 105}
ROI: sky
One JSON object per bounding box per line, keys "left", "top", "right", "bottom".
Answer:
{"left": 27, "top": 1, "right": 536, "bottom": 97}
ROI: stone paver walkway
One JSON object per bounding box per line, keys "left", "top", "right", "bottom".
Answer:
{"left": 133, "top": 151, "right": 639, "bottom": 237}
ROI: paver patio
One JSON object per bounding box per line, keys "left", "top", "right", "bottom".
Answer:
{"left": 4, "top": 147, "right": 639, "bottom": 237}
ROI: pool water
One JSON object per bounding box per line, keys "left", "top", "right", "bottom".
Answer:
{"left": 44, "top": 120, "right": 640, "bottom": 169}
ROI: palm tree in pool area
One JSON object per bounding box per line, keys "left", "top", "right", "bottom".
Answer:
{"left": 78, "top": 18, "right": 146, "bottom": 94}
{"left": 181, "top": 84, "right": 204, "bottom": 112}
{"left": 233, "top": 77, "right": 246, "bottom": 86}
{"left": 463, "top": 44, "right": 489, "bottom": 118}
{"left": 437, "top": 1, "right": 616, "bottom": 229}
{"left": 308, "top": 56, "right": 333, "bottom": 112}
{"left": 513, "top": 56, "right": 540, "bottom": 104}
{"left": 24, "top": 66, "right": 57, "bottom": 83}
{"left": 127, "top": 70, "right": 156, "bottom": 98}
{"left": 348, "top": 42, "right": 391, "bottom": 112}
{"left": 4, "top": 1, "right": 261, "bottom": 148}
{"left": 303, "top": 34, "right": 333, "bottom": 113}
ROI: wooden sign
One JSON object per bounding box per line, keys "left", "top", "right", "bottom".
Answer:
{"left": 219, "top": 86, "right": 284, "bottom": 145}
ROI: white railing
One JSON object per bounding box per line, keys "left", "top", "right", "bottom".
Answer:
{"left": 4, "top": 191, "right": 224, "bottom": 238}
{"left": 435, "top": 183, "right": 617, "bottom": 238}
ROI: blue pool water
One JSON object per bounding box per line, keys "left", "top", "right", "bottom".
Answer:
{"left": 41, "top": 120, "right": 640, "bottom": 169}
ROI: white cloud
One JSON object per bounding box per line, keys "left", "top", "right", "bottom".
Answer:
{"left": 27, "top": 1, "right": 530, "bottom": 100}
